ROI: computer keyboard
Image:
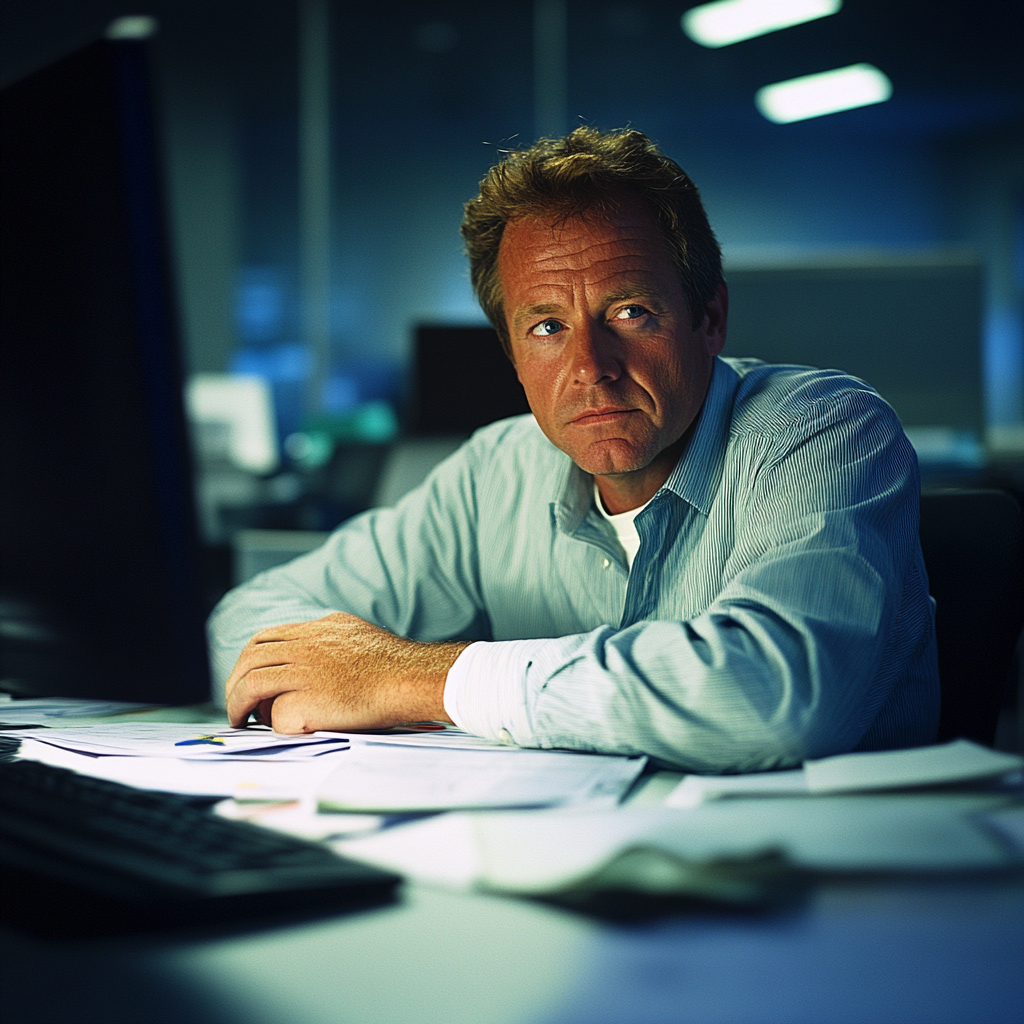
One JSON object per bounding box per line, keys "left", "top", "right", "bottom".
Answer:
{"left": 0, "top": 757, "right": 401, "bottom": 913}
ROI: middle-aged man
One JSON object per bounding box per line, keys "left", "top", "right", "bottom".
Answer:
{"left": 212, "top": 127, "right": 939, "bottom": 772}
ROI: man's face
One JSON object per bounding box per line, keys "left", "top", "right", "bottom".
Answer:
{"left": 498, "top": 199, "right": 727, "bottom": 487}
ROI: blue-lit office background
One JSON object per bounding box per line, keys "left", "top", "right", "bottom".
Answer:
{"left": 2, "top": 0, "right": 1022, "bottom": 501}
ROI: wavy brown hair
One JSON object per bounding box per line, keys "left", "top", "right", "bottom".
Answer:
{"left": 460, "top": 127, "right": 723, "bottom": 360}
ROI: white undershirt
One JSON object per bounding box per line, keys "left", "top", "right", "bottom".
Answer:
{"left": 593, "top": 481, "right": 647, "bottom": 571}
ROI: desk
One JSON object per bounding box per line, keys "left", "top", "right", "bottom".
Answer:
{"left": 2, "top": 872, "right": 1022, "bottom": 1023}
{"left": 2, "top": 767, "right": 1022, "bottom": 1024}
{"left": 2, "top": 728, "right": 1022, "bottom": 1024}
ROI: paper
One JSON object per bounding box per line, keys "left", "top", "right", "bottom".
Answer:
{"left": 665, "top": 740, "right": 1024, "bottom": 807}
{"left": 10, "top": 722, "right": 351, "bottom": 760}
{"left": 12, "top": 725, "right": 646, "bottom": 811}
{"left": 335, "top": 793, "right": 1024, "bottom": 894}
{"left": 803, "top": 739, "right": 1024, "bottom": 793}
{"left": 213, "top": 799, "right": 385, "bottom": 841}
{"left": 317, "top": 746, "right": 647, "bottom": 812}
{"left": 667, "top": 769, "right": 807, "bottom": 806}
{"left": 15, "top": 737, "right": 351, "bottom": 800}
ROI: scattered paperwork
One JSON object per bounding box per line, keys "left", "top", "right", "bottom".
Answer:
{"left": 667, "top": 740, "right": 1024, "bottom": 807}
{"left": 333, "top": 793, "right": 1024, "bottom": 896}
{"left": 9, "top": 721, "right": 647, "bottom": 811}
{"left": 316, "top": 745, "right": 647, "bottom": 812}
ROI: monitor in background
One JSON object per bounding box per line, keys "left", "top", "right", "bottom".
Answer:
{"left": 725, "top": 260, "right": 984, "bottom": 436}
{"left": 410, "top": 326, "right": 531, "bottom": 436}
{"left": 0, "top": 35, "right": 210, "bottom": 703}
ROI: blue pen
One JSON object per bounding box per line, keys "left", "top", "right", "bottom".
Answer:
{"left": 174, "top": 735, "right": 227, "bottom": 747}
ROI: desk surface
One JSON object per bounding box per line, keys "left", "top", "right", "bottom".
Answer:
{"left": 2, "top": 743, "right": 1022, "bottom": 1024}
{"left": 3, "top": 869, "right": 1022, "bottom": 1023}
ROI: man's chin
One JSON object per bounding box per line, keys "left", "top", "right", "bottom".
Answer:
{"left": 570, "top": 438, "right": 656, "bottom": 478}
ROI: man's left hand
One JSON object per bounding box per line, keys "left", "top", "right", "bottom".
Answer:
{"left": 224, "top": 612, "right": 468, "bottom": 733}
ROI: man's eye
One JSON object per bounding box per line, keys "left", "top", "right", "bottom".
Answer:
{"left": 614, "top": 304, "right": 649, "bottom": 321}
{"left": 530, "top": 319, "right": 563, "bottom": 337}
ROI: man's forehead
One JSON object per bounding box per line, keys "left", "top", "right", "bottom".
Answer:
{"left": 499, "top": 204, "right": 674, "bottom": 279}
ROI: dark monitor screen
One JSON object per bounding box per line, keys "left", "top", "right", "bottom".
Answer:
{"left": 725, "top": 261, "right": 984, "bottom": 433}
{"left": 0, "top": 37, "right": 210, "bottom": 703}
{"left": 411, "top": 326, "right": 531, "bottom": 436}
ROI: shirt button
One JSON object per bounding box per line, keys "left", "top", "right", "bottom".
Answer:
{"left": 498, "top": 729, "right": 513, "bottom": 745}
{"left": 602, "top": 557, "right": 611, "bottom": 569}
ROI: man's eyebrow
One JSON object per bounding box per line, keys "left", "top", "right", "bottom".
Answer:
{"left": 600, "top": 285, "right": 663, "bottom": 305}
{"left": 512, "top": 303, "right": 564, "bottom": 329}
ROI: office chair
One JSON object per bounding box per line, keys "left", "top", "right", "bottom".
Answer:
{"left": 918, "top": 489, "right": 1024, "bottom": 745}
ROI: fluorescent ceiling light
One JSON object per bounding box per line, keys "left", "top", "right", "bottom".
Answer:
{"left": 755, "top": 63, "right": 893, "bottom": 123}
{"left": 682, "top": 0, "right": 841, "bottom": 48}
{"left": 105, "top": 16, "right": 158, "bottom": 39}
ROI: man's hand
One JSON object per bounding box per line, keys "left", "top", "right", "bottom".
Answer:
{"left": 224, "top": 612, "right": 469, "bottom": 733}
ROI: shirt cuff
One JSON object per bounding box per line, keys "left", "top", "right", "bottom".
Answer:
{"left": 443, "top": 639, "right": 551, "bottom": 746}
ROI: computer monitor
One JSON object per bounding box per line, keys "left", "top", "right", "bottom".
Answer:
{"left": 725, "top": 260, "right": 984, "bottom": 434}
{"left": 410, "top": 326, "right": 531, "bottom": 436}
{"left": 0, "top": 36, "right": 210, "bottom": 703}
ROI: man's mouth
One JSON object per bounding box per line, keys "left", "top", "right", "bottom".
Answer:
{"left": 568, "top": 407, "right": 636, "bottom": 426}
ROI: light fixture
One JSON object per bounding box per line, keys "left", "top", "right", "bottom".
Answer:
{"left": 105, "top": 16, "right": 158, "bottom": 39}
{"left": 682, "top": 0, "right": 841, "bottom": 48}
{"left": 755, "top": 63, "right": 893, "bottom": 123}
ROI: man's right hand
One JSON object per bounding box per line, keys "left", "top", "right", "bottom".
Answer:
{"left": 224, "top": 612, "right": 468, "bottom": 733}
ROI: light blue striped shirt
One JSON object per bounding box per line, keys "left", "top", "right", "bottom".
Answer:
{"left": 209, "top": 357, "right": 939, "bottom": 771}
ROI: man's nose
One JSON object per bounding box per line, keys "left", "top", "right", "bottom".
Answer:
{"left": 572, "top": 321, "right": 621, "bottom": 386}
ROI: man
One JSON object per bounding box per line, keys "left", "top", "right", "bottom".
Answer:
{"left": 211, "top": 127, "right": 939, "bottom": 772}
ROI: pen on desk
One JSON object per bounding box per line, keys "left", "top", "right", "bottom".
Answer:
{"left": 174, "top": 735, "right": 227, "bottom": 746}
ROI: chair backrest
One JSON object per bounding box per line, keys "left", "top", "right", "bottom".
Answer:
{"left": 918, "top": 489, "right": 1024, "bottom": 745}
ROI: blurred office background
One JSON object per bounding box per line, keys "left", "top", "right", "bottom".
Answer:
{"left": 2, "top": 0, "right": 1022, "bottom": 565}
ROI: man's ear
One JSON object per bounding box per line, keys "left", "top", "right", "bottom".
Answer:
{"left": 702, "top": 280, "right": 728, "bottom": 357}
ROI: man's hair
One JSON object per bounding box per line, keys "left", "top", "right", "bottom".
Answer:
{"left": 460, "top": 126, "right": 723, "bottom": 360}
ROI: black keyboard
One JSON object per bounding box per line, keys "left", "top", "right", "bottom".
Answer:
{"left": 0, "top": 757, "right": 401, "bottom": 916}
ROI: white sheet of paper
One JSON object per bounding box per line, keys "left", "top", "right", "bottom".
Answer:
{"left": 803, "top": 739, "right": 1024, "bottom": 793}
{"left": 317, "top": 745, "right": 647, "bottom": 812}
{"left": 11, "top": 722, "right": 350, "bottom": 760}
{"left": 15, "top": 737, "right": 350, "bottom": 799}
{"left": 665, "top": 740, "right": 1024, "bottom": 808}
{"left": 666, "top": 769, "right": 807, "bottom": 806}
{"left": 213, "top": 799, "right": 385, "bottom": 840}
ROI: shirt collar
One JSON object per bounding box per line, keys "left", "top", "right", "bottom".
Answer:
{"left": 662, "top": 357, "right": 739, "bottom": 516}
{"left": 553, "top": 357, "right": 740, "bottom": 529}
